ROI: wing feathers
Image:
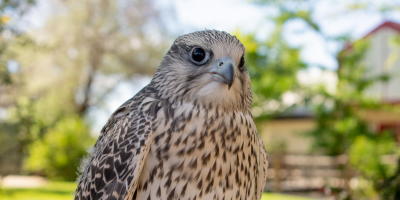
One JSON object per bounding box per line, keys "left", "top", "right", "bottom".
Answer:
{"left": 75, "top": 110, "right": 154, "bottom": 200}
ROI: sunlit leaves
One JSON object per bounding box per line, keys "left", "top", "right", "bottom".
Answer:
{"left": 25, "top": 117, "right": 95, "bottom": 181}
{"left": 235, "top": 26, "right": 306, "bottom": 119}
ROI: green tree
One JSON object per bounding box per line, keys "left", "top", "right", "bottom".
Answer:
{"left": 235, "top": 16, "right": 307, "bottom": 121}
{"left": 25, "top": 117, "right": 95, "bottom": 181}
{"left": 349, "top": 133, "right": 398, "bottom": 199}
{"left": 1, "top": 0, "right": 171, "bottom": 180}
{"left": 0, "top": 0, "right": 35, "bottom": 86}
{"left": 0, "top": 0, "right": 36, "bottom": 176}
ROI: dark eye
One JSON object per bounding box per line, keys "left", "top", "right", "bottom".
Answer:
{"left": 192, "top": 48, "right": 205, "bottom": 62}
{"left": 239, "top": 56, "right": 245, "bottom": 68}
{"left": 190, "top": 48, "right": 209, "bottom": 65}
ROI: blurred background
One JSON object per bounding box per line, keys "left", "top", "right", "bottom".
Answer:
{"left": 0, "top": 0, "right": 400, "bottom": 199}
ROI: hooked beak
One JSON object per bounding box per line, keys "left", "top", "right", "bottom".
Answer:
{"left": 208, "top": 58, "right": 236, "bottom": 90}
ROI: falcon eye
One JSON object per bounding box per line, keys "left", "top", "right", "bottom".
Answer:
{"left": 192, "top": 48, "right": 205, "bottom": 62}
{"left": 239, "top": 56, "right": 245, "bottom": 69}
{"left": 190, "top": 47, "right": 209, "bottom": 65}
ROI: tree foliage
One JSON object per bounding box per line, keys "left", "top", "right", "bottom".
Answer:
{"left": 0, "top": 0, "right": 170, "bottom": 180}
{"left": 235, "top": 18, "right": 307, "bottom": 122}
{"left": 25, "top": 117, "right": 95, "bottom": 181}
{"left": 0, "top": 0, "right": 36, "bottom": 176}
{"left": 0, "top": 0, "right": 35, "bottom": 85}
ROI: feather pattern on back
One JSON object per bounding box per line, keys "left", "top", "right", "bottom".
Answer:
{"left": 75, "top": 87, "right": 156, "bottom": 200}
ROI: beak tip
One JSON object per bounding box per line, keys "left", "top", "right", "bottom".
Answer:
{"left": 228, "top": 82, "right": 233, "bottom": 90}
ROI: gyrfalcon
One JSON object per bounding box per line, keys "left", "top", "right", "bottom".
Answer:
{"left": 75, "top": 30, "right": 268, "bottom": 200}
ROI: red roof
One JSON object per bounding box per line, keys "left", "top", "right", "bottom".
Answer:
{"left": 343, "top": 21, "right": 400, "bottom": 51}
{"left": 364, "top": 21, "right": 400, "bottom": 37}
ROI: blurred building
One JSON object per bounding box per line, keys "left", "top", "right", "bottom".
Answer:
{"left": 261, "top": 20, "right": 400, "bottom": 155}
{"left": 358, "top": 21, "right": 400, "bottom": 101}
{"left": 352, "top": 21, "right": 400, "bottom": 142}
{"left": 260, "top": 21, "right": 400, "bottom": 192}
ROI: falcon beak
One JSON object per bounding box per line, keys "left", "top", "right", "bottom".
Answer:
{"left": 208, "top": 58, "right": 236, "bottom": 90}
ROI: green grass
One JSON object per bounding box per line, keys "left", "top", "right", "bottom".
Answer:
{"left": 0, "top": 181, "right": 314, "bottom": 200}
{"left": 262, "top": 192, "right": 315, "bottom": 200}
{"left": 0, "top": 181, "right": 77, "bottom": 200}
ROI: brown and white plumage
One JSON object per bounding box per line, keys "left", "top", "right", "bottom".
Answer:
{"left": 75, "top": 30, "right": 268, "bottom": 200}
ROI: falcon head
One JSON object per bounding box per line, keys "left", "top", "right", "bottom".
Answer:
{"left": 152, "top": 30, "right": 252, "bottom": 112}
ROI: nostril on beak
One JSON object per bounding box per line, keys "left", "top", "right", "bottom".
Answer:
{"left": 207, "top": 57, "right": 236, "bottom": 90}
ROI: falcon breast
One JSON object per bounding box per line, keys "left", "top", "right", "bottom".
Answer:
{"left": 75, "top": 30, "right": 268, "bottom": 200}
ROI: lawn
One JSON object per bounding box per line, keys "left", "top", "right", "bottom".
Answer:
{"left": 0, "top": 181, "right": 77, "bottom": 200}
{"left": 261, "top": 193, "right": 316, "bottom": 200}
{"left": 0, "top": 181, "right": 314, "bottom": 200}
